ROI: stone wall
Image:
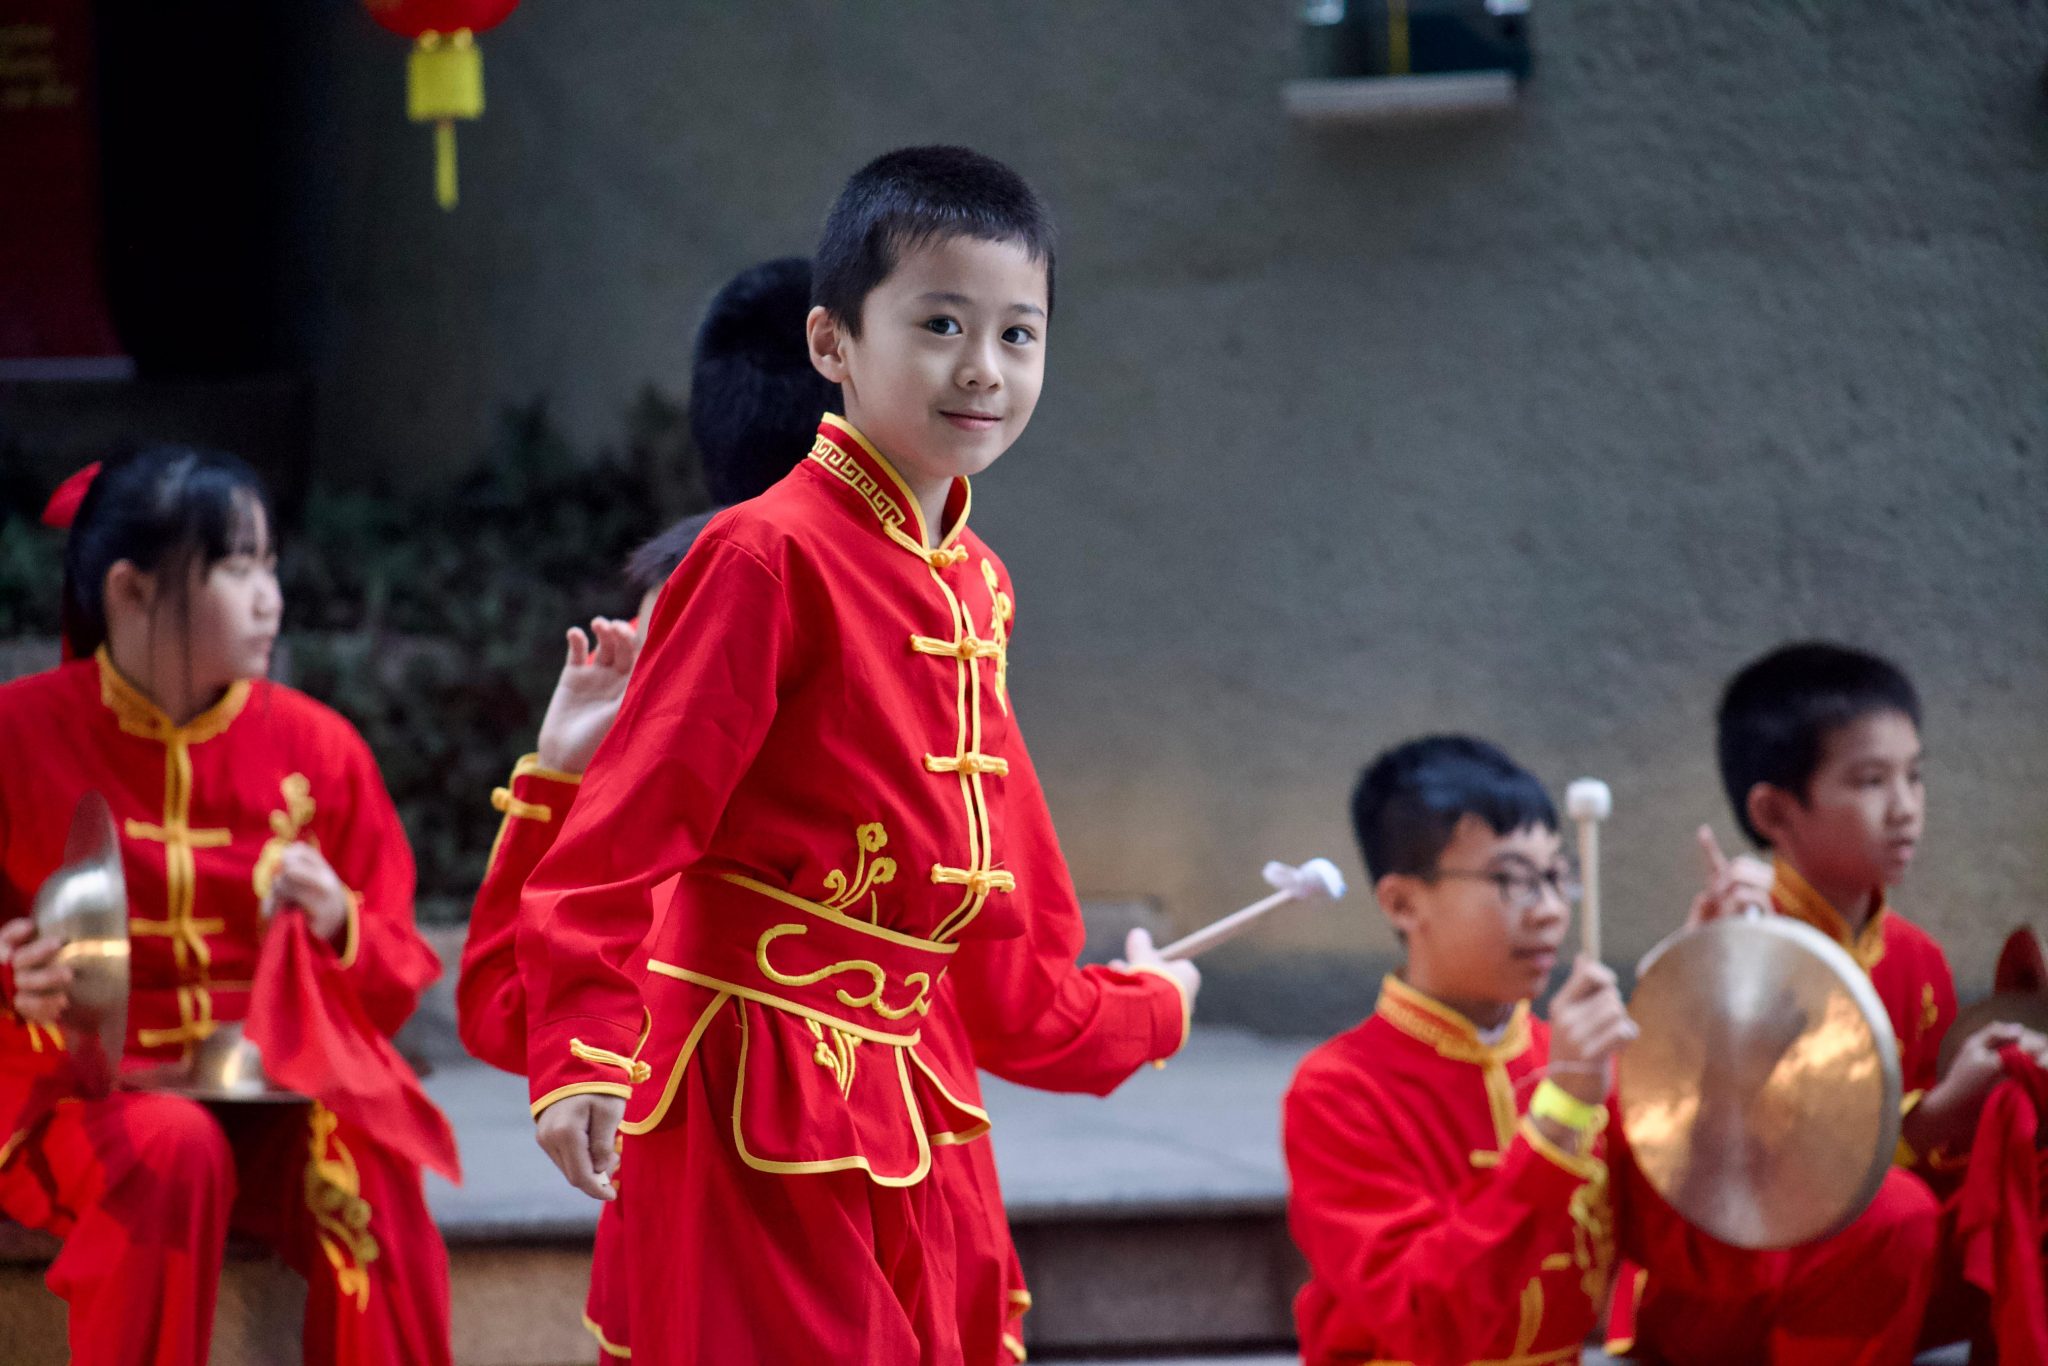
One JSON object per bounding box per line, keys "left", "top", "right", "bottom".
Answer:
{"left": 312, "top": 1, "right": 2048, "bottom": 1029}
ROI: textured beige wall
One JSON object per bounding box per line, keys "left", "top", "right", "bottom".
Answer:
{"left": 316, "top": 1, "right": 2048, "bottom": 1032}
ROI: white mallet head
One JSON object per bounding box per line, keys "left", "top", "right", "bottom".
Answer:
{"left": 1262, "top": 857, "right": 1348, "bottom": 901}
{"left": 1566, "top": 779, "right": 1612, "bottom": 823}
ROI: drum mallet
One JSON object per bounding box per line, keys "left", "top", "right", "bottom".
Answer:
{"left": 1159, "top": 858, "right": 1347, "bottom": 961}
{"left": 1566, "top": 779, "right": 1612, "bottom": 963}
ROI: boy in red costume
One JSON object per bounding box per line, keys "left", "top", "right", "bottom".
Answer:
{"left": 0, "top": 447, "right": 452, "bottom": 1366}
{"left": 1631, "top": 641, "right": 2048, "bottom": 1360}
{"left": 1285, "top": 736, "right": 1634, "bottom": 1365}
{"left": 517, "top": 148, "right": 1199, "bottom": 1363}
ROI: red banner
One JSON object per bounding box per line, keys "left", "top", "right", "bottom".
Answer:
{"left": 0, "top": 2, "right": 123, "bottom": 364}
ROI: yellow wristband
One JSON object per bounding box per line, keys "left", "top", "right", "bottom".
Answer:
{"left": 1530, "top": 1078, "right": 1601, "bottom": 1133}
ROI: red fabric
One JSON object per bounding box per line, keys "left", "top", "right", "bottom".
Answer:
{"left": 1613, "top": 1119, "right": 1940, "bottom": 1364}
{"left": 0, "top": 653, "right": 442, "bottom": 1142}
{"left": 0, "top": 1089, "right": 451, "bottom": 1366}
{"left": 1283, "top": 977, "right": 1609, "bottom": 1365}
{"left": 248, "top": 910, "right": 459, "bottom": 1182}
{"left": 0, "top": 651, "right": 452, "bottom": 1360}
{"left": 40, "top": 461, "right": 101, "bottom": 529}
{"left": 363, "top": 0, "right": 518, "bottom": 38}
{"left": 1954, "top": 1044, "right": 2048, "bottom": 1364}
{"left": 510, "top": 416, "right": 1182, "bottom": 1361}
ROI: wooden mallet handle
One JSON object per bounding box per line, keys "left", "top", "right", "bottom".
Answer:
{"left": 1157, "top": 858, "right": 1347, "bottom": 962}
{"left": 1566, "top": 779, "right": 1612, "bottom": 963}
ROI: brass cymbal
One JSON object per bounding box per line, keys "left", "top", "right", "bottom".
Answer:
{"left": 125, "top": 1020, "right": 304, "bottom": 1104}
{"left": 31, "top": 792, "right": 130, "bottom": 1099}
{"left": 1620, "top": 914, "right": 1901, "bottom": 1250}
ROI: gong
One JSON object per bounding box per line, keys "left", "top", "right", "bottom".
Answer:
{"left": 1620, "top": 914, "right": 1901, "bottom": 1250}
{"left": 31, "top": 792, "right": 130, "bottom": 1099}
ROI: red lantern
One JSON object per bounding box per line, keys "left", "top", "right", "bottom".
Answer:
{"left": 364, "top": 0, "right": 521, "bottom": 210}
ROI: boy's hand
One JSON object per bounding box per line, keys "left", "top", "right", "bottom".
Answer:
{"left": 536, "top": 1093, "right": 626, "bottom": 1201}
{"left": 536, "top": 618, "right": 642, "bottom": 776}
{"left": 1907, "top": 1019, "right": 2048, "bottom": 1156}
{"left": 266, "top": 842, "right": 352, "bottom": 943}
{"left": 1684, "top": 825, "right": 1774, "bottom": 932}
{"left": 1114, "top": 927, "right": 1201, "bottom": 1009}
{"left": 1545, "top": 956, "right": 1636, "bottom": 1105}
{"left": 0, "top": 917, "right": 72, "bottom": 1025}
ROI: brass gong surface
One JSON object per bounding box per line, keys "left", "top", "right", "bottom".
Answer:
{"left": 1620, "top": 914, "right": 1901, "bottom": 1250}
{"left": 31, "top": 792, "right": 130, "bottom": 1099}
{"left": 124, "top": 1020, "right": 305, "bottom": 1104}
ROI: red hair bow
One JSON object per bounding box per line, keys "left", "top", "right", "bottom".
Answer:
{"left": 40, "top": 462, "right": 102, "bottom": 530}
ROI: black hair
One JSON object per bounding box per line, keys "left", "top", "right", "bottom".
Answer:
{"left": 59, "top": 444, "right": 274, "bottom": 660}
{"left": 1716, "top": 642, "right": 1922, "bottom": 847}
{"left": 690, "top": 257, "right": 840, "bottom": 505}
{"left": 623, "top": 509, "right": 718, "bottom": 598}
{"left": 1350, "top": 735, "right": 1558, "bottom": 883}
{"left": 812, "top": 145, "right": 1055, "bottom": 336}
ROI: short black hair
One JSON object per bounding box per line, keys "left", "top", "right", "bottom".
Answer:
{"left": 61, "top": 443, "right": 273, "bottom": 660}
{"left": 1351, "top": 736, "right": 1557, "bottom": 883}
{"left": 812, "top": 145, "right": 1055, "bottom": 336}
{"left": 1716, "top": 642, "right": 1922, "bottom": 847}
{"left": 623, "top": 509, "right": 718, "bottom": 597}
{"left": 690, "top": 257, "right": 839, "bottom": 505}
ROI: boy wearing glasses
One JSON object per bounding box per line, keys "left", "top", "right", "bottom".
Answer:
{"left": 1283, "top": 736, "right": 1631, "bottom": 1364}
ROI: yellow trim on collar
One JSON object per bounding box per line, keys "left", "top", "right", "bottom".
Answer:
{"left": 95, "top": 647, "right": 251, "bottom": 744}
{"left": 1376, "top": 973, "right": 1532, "bottom": 1065}
{"left": 817, "top": 414, "right": 973, "bottom": 554}
{"left": 1771, "top": 860, "right": 1888, "bottom": 972}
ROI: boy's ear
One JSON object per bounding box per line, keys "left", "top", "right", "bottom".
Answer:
{"left": 102, "top": 559, "right": 155, "bottom": 620}
{"left": 805, "top": 304, "right": 851, "bottom": 385}
{"left": 1375, "top": 872, "right": 1425, "bottom": 941}
{"left": 1745, "top": 782, "right": 1799, "bottom": 848}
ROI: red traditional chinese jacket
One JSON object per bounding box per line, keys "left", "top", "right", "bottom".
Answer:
{"left": 514, "top": 414, "right": 1185, "bottom": 1182}
{"left": 1284, "top": 975, "right": 1615, "bottom": 1366}
{"left": 0, "top": 651, "right": 440, "bottom": 1158}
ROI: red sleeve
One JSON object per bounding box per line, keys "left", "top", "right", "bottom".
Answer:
{"left": 949, "top": 735, "right": 1186, "bottom": 1094}
{"left": 457, "top": 756, "right": 580, "bottom": 1074}
{"left": 517, "top": 537, "right": 794, "bottom": 1115}
{"left": 1284, "top": 1056, "right": 1603, "bottom": 1361}
{"left": 318, "top": 716, "right": 440, "bottom": 1039}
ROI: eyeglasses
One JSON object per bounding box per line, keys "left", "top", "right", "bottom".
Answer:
{"left": 1427, "top": 862, "right": 1582, "bottom": 914}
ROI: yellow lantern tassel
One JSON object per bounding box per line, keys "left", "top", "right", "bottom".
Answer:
{"left": 435, "top": 121, "right": 458, "bottom": 209}
{"left": 407, "top": 29, "right": 484, "bottom": 212}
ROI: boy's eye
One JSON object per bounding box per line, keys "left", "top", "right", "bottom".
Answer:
{"left": 1001, "top": 325, "right": 1036, "bottom": 345}
{"left": 924, "top": 317, "right": 962, "bottom": 336}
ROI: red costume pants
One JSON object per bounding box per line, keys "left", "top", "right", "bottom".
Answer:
{"left": 1633, "top": 1166, "right": 1940, "bottom": 1366}
{"left": 620, "top": 1105, "right": 1018, "bottom": 1365}
{"left": 0, "top": 1089, "right": 451, "bottom": 1366}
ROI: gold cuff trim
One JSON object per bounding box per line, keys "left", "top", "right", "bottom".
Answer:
{"left": 513, "top": 752, "right": 584, "bottom": 786}
{"left": 582, "top": 1313, "right": 631, "bottom": 1358}
{"left": 1003, "top": 1331, "right": 1028, "bottom": 1362}
{"left": 335, "top": 889, "right": 362, "bottom": 970}
{"left": 530, "top": 1081, "right": 633, "bottom": 1119}
{"left": 1126, "top": 961, "right": 1194, "bottom": 1059}
{"left": 1519, "top": 1113, "right": 1606, "bottom": 1183}
{"left": 570, "top": 1037, "right": 652, "bottom": 1084}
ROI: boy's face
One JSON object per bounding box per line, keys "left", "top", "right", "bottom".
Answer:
{"left": 809, "top": 233, "right": 1048, "bottom": 497}
{"left": 1759, "top": 709, "right": 1924, "bottom": 892}
{"left": 1382, "top": 817, "right": 1572, "bottom": 1010}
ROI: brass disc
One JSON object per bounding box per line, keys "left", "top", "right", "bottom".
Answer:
{"left": 1938, "top": 992, "right": 2048, "bottom": 1078}
{"left": 1620, "top": 914, "right": 1901, "bottom": 1250}
{"left": 32, "top": 792, "right": 130, "bottom": 1100}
